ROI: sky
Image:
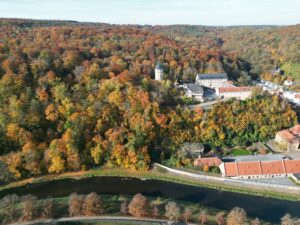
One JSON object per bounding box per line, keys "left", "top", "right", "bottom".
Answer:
{"left": 0, "top": 0, "right": 299, "bottom": 26}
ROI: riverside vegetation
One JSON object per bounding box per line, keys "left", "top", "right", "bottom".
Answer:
{"left": 0, "top": 192, "right": 298, "bottom": 225}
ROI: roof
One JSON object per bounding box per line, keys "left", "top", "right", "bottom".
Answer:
{"left": 184, "top": 143, "right": 204, "bottom": 152}
{"left": 186, "top": 84, "right": 204, "bottom": 94}
{"left": 196, "top": 73, "right": 228, "bottom": 80}
{"left": 194, "top": 157, "right": 222, "bottom": 167}
{"left": 155, "top": 63, "right": 163, "bottom": 70}
{"left": 290, "top": 125, "right": 300, "bottom": 135}
{"left": 218, "top": 86, "right": 252, "bottom": 93}
{"left": 276, "top": 125, "right": 300, "bottom": 143}
{"left": 223, "top": 154, "right": 285, "bottom": 163}
{"left": 277, "top": 130, "right": 298, "bottom": 143}
{"left": 223, "top": 159, "right": 300, "bottom": 177}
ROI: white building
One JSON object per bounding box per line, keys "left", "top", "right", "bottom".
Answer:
{"left": 283, "top": 91, "right": 300, "bottom": 105}
{"left": 216, "top": 87, "right": 253, "bottom": 100}
{"left": 155, "top": 63, "right": 164, "bottom": 81}
{"left": 284, "top": 79, "right": 294, "bottom": 86}
{"left": 184, "top": 84, "right": 204, "bottom": 101}
{"left": 195, "top": 73, "right": 228, "bottom": 89}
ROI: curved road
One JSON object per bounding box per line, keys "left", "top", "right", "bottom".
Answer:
{"left": 9, "top": 216, "right": 197, "bottom": 225}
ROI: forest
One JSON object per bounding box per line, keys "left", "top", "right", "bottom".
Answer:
{"left": 0, "top": 19, "right": 299, "bottom": 181}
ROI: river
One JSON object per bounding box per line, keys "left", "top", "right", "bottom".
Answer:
{"left": 0, "top": 176, "right": 299, "bottom": 223}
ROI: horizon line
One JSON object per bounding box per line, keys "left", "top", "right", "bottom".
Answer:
{"left": 1, "top": 17, "right": 299, "bottom": 27}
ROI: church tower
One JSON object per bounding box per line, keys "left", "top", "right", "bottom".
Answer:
{"left": 155, "top": 63, "right": 164, "bottom": 81}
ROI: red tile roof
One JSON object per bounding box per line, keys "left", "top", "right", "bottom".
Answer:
{"left": 261, "top": 161, "right": 285, "bottom": 174}
{"left": 237, "top": 161, "right": 262, "bottom": 176}
{"left": 284, "top": 160, "right": 300, "bottom": 174}
{"left": 223, "top": 159, "right": 300, "bottom": 177}
{"left": 218, "top": 86, "right": 252, "bottom": 93}
{"left": 224, "top": 163, "right": 239, "bottom": 177}
{"left": 194, "top": 157, "right": 222, "bottom": 167}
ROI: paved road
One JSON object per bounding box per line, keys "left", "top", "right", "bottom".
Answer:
{"left": 9, "top": 216, "right": 197, "bottom": 225}
{"left": 155, "top": 163, "right": 300, "bottom": 196}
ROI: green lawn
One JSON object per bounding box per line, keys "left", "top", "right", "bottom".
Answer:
{"left": 231, "top": 149, "right": 252, "bottom": 156}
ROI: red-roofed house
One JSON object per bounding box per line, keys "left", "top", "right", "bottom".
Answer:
{"left": 216, "top": 86, "right": 253, "bottom": 100}
{"left": 194, "top": 157, "right": 222, "bottom": 167}
{"left": 275, "top": 125, "right": 300, "bottom": 151}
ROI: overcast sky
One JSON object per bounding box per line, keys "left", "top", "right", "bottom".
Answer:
{"left": 0, "top": 0, "right": 299, "bottom": 26}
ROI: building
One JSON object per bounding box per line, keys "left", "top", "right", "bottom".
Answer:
{"left": 219, "top": 159, "right": 300, "bottom": 179}
{"left": 258, "top": 80, "right": 283, "bottom": 95}
{"left": 194, "top": 157, "right": 222, "bottom": 167}
{"left": 195, "top": 73, "right": 228, "bottom": 89}
{"left": 184, "top": 84, "right": 204, "bottom": 101}
{"left": 284, "top": 79, "right": 294, "bottom": 86}
{"left": 216, "top": 86, "right": 253, "bottom": 100}
{"left": 275, "top": 125, "right": 300, "bottom": 151}
{"left": 181, "top": 143, "right": 205, "bottom": 158}
{"left": 155, "top": 63, "right": 164, "bottom": 81}
{"left": 283, "top": 91, "right": 300, "bottom": 105}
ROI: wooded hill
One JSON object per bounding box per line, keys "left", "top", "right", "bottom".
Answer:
{"left": 0, "top": 19, "right": 298, "bottom": 181}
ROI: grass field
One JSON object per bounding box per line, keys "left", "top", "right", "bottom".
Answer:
{"left": 231, "top": 149, "right": 252, "bottom": 156}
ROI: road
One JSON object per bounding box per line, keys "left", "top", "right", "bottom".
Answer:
{"left": 9, "top": 216, "right": 197, "bottom": 225}
{"left": 154, "top": 163, "right": 300, "bottom": 196}
{"left": 188, "top": 99, "right": 228, "bottom": 110}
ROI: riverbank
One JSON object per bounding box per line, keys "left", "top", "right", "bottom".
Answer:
{"left": 0, "top": 165, "right": 300, "bottom": 202}
{"left": 4, "top": 194, "right": 220, "bottom": 225}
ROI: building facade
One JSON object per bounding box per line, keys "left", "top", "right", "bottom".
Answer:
{"left": 155, "top": 63, "right": 164, "bottom": 81}
{"left": 216, "top": 87, "right": 253, "bottom": 100}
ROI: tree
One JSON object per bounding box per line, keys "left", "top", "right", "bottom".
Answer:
{"left": 165, "top": 201, "right": 180, "bottom": 222}
{"left": 281, "top": 214, "right": 297, "bottom": 225}
{"left": 227, "top": 207, "right": 247, "bottom": 225}
{"left": 120, "top": 200, "right": 129, "bottom": 215}
{"left": 215, "top": 212, "right": 226, "bottom": 225}
{"left": 0, "top": 194, "right": 20, "bottom": 223}
{"left": 251, "top": 218, "right": 261, "bottom": 225}
{"left": 152, "top": 204, "right": 160, "bottom": 218}
{"left": 128, "top": 193, "right": 148, "bottom": 217}
{"left": 41, "top": 198, "right": 54, "bottom": 219}
{"left": 82, "top": 192, "right": 104, "bottom": 216}
{"left": 22, "top": 195, "right": 38, "bottom": 221}
{"left": 0, "top": 160, "right": 13, "bottom": 183}
{"left": 182, "top": 207, "right": 192, "bottom": 223}
{"left": 199, "top": 210, "right": 208, "bottom": 224}
{"left": 69, "top": 193, "right": 84, "bottom": 216}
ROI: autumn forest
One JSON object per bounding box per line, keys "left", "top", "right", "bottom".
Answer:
{"left": 0, "top": 19, "right": 299, "bottom": 181}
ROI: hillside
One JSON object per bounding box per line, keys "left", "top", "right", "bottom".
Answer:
{"left": 0, "top": 19, "right": 298, "bottom": 182}
{"left": 157, "top": 24, "right": 300, "bottom": 83}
